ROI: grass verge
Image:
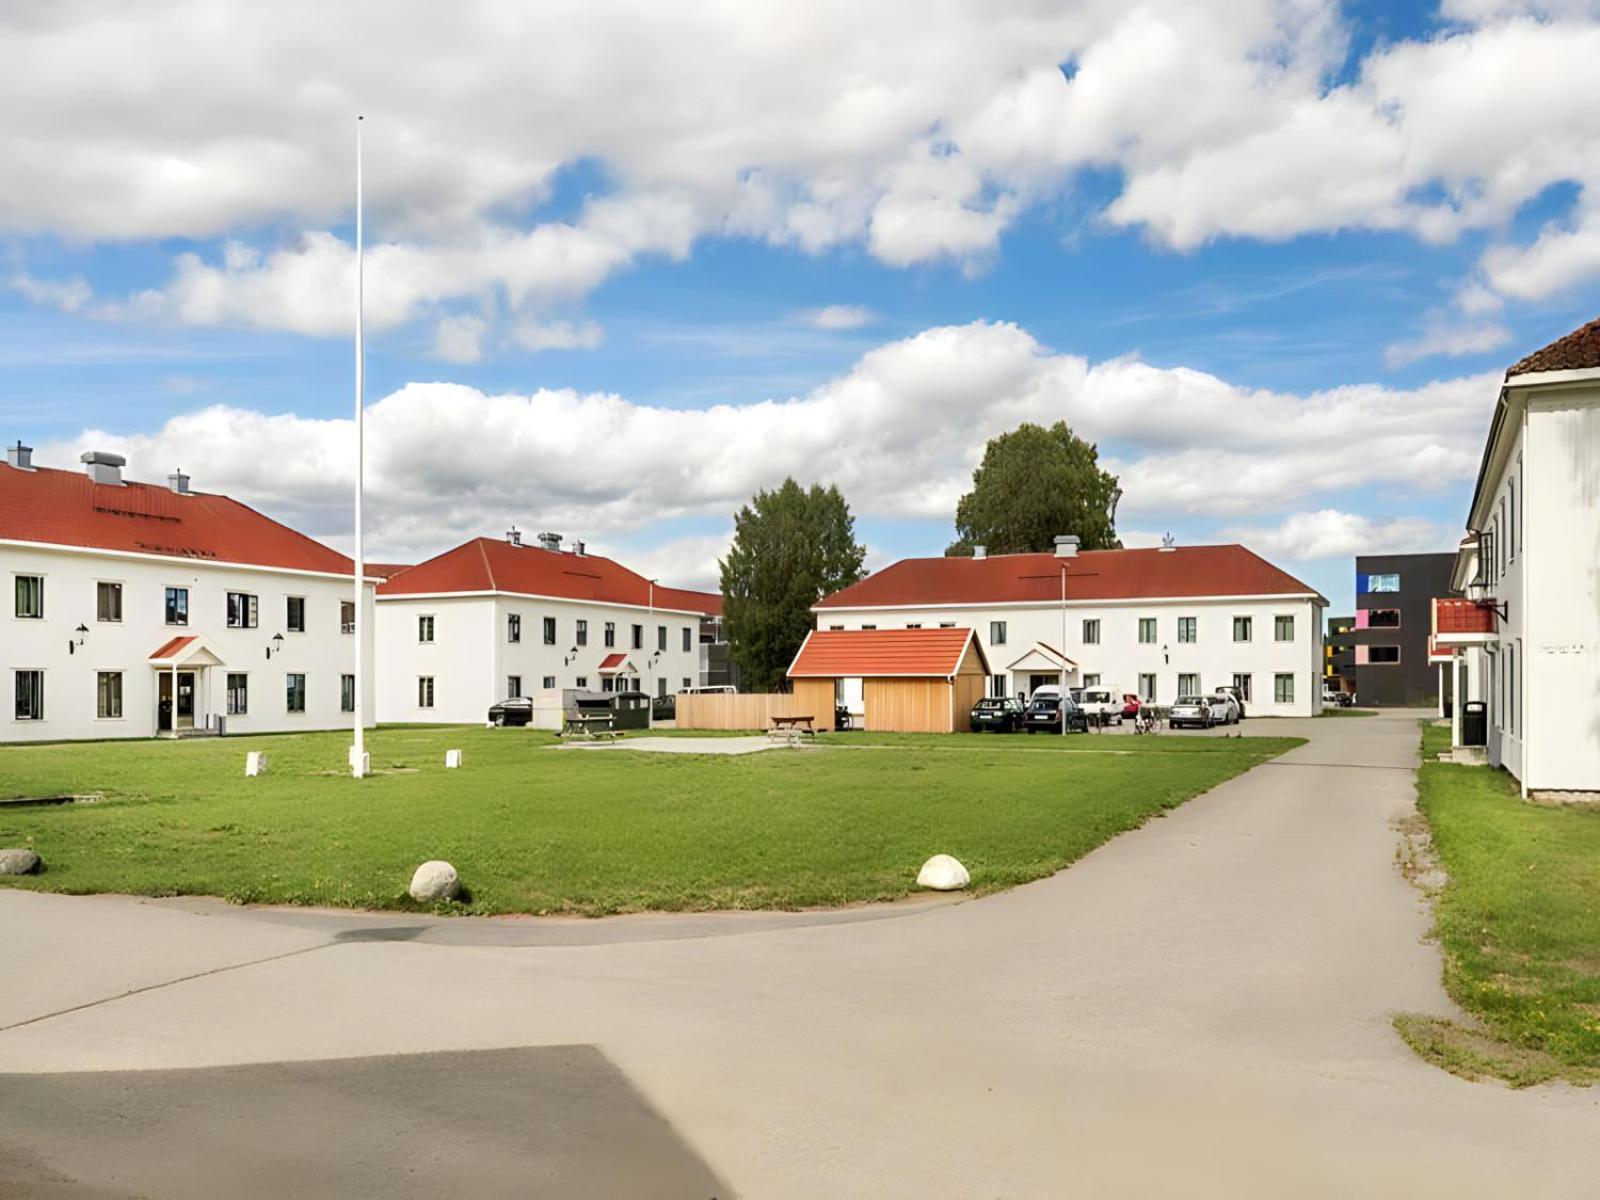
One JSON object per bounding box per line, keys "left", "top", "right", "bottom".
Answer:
{"left": 0, "top": 724, "right": 1298, "bottom": 916}
{"left": 1396, "top": 721, "right": 1600, "bottom": 1087}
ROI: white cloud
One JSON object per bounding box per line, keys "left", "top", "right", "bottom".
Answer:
{"left": 510, "top": 318, "right": 604, "bottom": 352}
{"left": 8, "top": 271, "right": 91, "bottom": 313}
{"left": 35, "top": 320, "right": 1493, "bottom": 564}
{"left": 802, "top": 305, "right": 875, "bottom": 331}
{"left": 432, "top": 314, "right": 486, "bottom": 364}
{"left": 1222, "top": 509, "right": 1453, "bottom": 560}
{"left": 1384, "top": 318, "right": 1510, "bottom": 367}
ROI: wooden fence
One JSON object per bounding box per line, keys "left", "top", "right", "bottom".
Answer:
{"left": 675, "top": 681, "right": 835, "bottom": 731}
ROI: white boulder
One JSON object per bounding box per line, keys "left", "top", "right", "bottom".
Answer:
{"left": 0, "top": 848, "right": 41, "bottom": 875}
{"left": 916, "top": 854, "right": 970, "bottom": 891}
{"left": 409, "top": 860, "right": 460, "bottom": 902}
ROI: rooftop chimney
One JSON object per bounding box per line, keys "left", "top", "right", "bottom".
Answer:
{"left": 80, "top": 449, "right": 126, "bottom": 486}
{"left": 572, "top": 539, "right": 586, "bottom": 556}
{"left": 5, "top": 440, "right": 33, "bottom": 471}
{"left": 536, "top": 531, "right": 562, "bottom": 552}
{"left": 1053, "top": 534, "right": 1080, "bottom": 559}
{"left": 168, "top": 468, "right": 191, "bottom": 495}
{"left": 506, "top": 525, "right": 522, "bottom": 547}
{"left": 972, "top": 545, "right": 986, "bottom": 559}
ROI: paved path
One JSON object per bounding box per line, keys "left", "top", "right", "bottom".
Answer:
{"left": 2, "top": 711, "right": 1597, "bottom": 1197}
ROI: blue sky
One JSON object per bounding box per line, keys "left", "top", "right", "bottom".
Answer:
{"left": 6, "top": 1, "right": 1600, "bottom": 613}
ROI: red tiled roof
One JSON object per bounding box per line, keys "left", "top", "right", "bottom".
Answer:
{"left": 1506, "top": 315, "right": 1600, "bottom": 378}
{"left": 788, "top": 628, "right": 983, "bottom": 678}
{"left": 0, "top": 464, "right": 353, "bottom": 575}
{"left": 378, "top": 537, "right": 722, "bottom": 614}
{"left": 815, "top": 544, "right": 1322, "bottom": 609}
{"left": 364, "top": 562, "right": 412, "bottom": 579}
{"left": 149, "top": 635, "right": 197, "bottom": 661}
{"left": 598, "top": 652, "right": 628, "bottom": 670}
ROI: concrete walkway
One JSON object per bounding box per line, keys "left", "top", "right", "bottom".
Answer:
{"left": 2, "top": 711, "right": 1597, "bottom": 1197}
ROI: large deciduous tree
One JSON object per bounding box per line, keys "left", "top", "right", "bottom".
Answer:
{"left": 720, "top": 479, "right": 867, "bottom": 692}
{"left": 946, "top": 421, "right": 1121, "bottom": 556}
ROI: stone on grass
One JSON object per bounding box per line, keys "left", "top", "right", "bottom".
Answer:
{"left": 409, "top": 860, "right": 460, "bottom": 902}
{"left": 916, "top": 854, "right": 969, "bottom": 891}
{"left": 0, "top": 848, "right": 41, "bottom": 875}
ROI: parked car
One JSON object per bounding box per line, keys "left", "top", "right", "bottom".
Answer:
{"left": 1169, "top": 694, "right": 1230, "bottom": 729}
{"left": 1210, "top": 692, "right": 1241, "bottom": 724}
{"left": 970, "top": 696, "right": 1025, "bottom": 732}
{"left": 651, "top": 693, "right": 676, "bottom": 721}
{"left": 1078, "top": 687, "right": 1125, "bottom": 725}
{"left": 1322, "top": 687, "right": 1341, "bottom": 708}
{"left": 1025, "top": 691, "right": 1088, "bottom": 734}
{"left": 487, "top": 696, "right": 535, "bottom": 727}
{"left": 1121, "top": 693, "right": 1142, "bottom": 719}
{"left": 1214, "top": 684, "right": 1247, "bottom": 720}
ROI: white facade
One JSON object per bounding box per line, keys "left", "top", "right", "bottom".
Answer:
{"left": 375, "top": 592, "right": 704, "bottom": 725}
{"left": 3, "top": 541, "right": 375, "bottom": 742}
{"left": 815, "top": 593, "right": 1324, "bottom": 717}
{"left": 1460, "top": 366, "right": 1600, "bottom": 792}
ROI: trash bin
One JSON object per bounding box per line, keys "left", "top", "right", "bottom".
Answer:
{"left": 1461, "top": 700, "right": 1487, "bottom": 747}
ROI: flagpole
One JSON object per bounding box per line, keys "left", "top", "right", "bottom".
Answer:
{"left": 352, "top": 114, "right": 368, "bottom": 779}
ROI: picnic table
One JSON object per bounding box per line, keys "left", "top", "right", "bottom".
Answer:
{"left": 563, "top": 713, "right": 620, "bottom": 741}
{"left": 768, "top": 714, "right": 817, "bottom": 745}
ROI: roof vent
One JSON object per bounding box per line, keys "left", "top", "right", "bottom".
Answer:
{"left": 506, "top": 525, "right": 522, "bottom": 547}
{"left": 572, "top": 539, "right": 586, "bottom": 556}
{"left": 972, "top": 545, "right": 986, "bottom": 559}
{"left": 80, "top": 449, "right": 126, "bottom": 486}
{"left": 5, "top": 440, "right": 33, "bottom": 471}
{"left": 1053, "top": 534, "right": 1079, "bottom": 559}
{"left": 168, "top": 468, "right": 191, "bottom": 495}
{"left": 1159, "top": 533, "right": 1177, "bottom": 552}
{"left": 536, "top": 531, "right": 562, "bottom": 552}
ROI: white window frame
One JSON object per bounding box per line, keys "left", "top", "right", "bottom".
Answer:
{"left": 418, "top": 614, "right": 435, "bottom": 644}
{"left": 285, "top": 672, "right": 307, "bottom": 713}
{"left": 1273, "top": 615, "right": 1294, "bottom": 642}
{"left": 286, "top": 595, "right": 307, "bottom": 634}
{"left": 14, "top": 668, "right": 45, "bottom": 721}
{"left": 96, "top": 579, "right": 124, "bottom": 623}
{"left": 1177, "top": 616, "right": 1196, "bottom": 644}
{"left": 226, "top": 591, "right": 259, "bottom": 630}
{"left": 14, "top": 573, "right": 44, "bottom": 620}
{"left": 96, "top": 670, "right": 123, "bottom": 720}
{"left": 227, "top": 672, "right": 249, "bottom": 715}
{"left": 1273, "top": 673, "right": 1295, "bottom": 704}
{"left": 165, "top": 585, "right": 190, "bottom": 626}
{"left": 417, "top": 675, "right": 435, "bottom": 709}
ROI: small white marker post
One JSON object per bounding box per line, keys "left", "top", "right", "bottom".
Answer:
{"left": 245, "top": 752, "right": 268, "bottom": 777}
{"left": 445, "top": 749, "right": 463, "bottom": 769}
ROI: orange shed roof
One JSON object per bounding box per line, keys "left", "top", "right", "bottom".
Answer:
{"left": 787, "top": 627, "right": 985, "bottom": 679}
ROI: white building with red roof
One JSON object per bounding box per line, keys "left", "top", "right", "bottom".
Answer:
{"left": 1, "top": 443, "right": 376, "bottom": 741}
{"left": 374, "top": 529, "right": 721, "bottom": 725}
{"left": 813, "top": 537, "right": 1327, "bottom": 717}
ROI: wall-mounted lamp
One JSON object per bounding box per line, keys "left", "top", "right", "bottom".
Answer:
{"left": 266, "top": 632, "right": 284, "bottom": 660}
{"left": 563, "top": 645, "right": 580, "bottom": 666}
{"left": 68, "top": 623, "right": 88, "bottom": 655}
{"left": 1162, "top": 643, "right": 1169, "bottom": 665}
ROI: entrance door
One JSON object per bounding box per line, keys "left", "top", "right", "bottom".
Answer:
{"left": 158, "top": 672, "right": 197, "bottom": 731}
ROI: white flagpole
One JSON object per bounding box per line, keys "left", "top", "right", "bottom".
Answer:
{"left": 352, "top": 114, "right": 368, "bottom": 779}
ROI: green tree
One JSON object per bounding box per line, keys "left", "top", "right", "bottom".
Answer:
{"left": 946, "top": 421, "right": 1121, "bottom": 556}
{"left": 720, "top": 479, "right": 867, "bottom": 692}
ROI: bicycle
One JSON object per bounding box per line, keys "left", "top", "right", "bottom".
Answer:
{"left": 1132, "top": 710, "right": 1159, "bottom": 735}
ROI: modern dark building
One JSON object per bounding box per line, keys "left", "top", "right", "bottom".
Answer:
{"left": 1351, "top": 553, "right": 1456, "bottom": 707}
{"left": 1324, "top": 614, "right": 1356, "bottom": 697}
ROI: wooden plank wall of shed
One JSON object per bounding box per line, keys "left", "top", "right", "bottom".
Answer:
{"left": 864, "top": 678, "right": 953, "bottom": 732}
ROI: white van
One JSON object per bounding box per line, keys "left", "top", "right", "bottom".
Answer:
{"left": 1078, "top": 687, "right": 1125, "bottom": 725}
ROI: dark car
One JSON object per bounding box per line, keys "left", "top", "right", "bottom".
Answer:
{"left": 487, "top": 696, "right": 535, "bottom": 727}
{"left": 651, "top": 693, "right": 676, "bottom": 722}
{"left": 1024, "top": 692, "right": 1088, "bottom": 734}
{"left": 970, "top": 696, "right": 1025, "bottom": 732}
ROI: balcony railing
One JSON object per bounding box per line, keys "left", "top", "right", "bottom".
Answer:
{"left": 1434, "top": 597, "right": 1495, "bottom": 641}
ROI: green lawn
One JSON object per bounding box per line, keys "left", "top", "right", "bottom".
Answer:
{"left": 0, "top": 725, "right": 1299, "bottom": 916}
{"left": 1398, "top": 722, "right": 1600, "bottom": 1086}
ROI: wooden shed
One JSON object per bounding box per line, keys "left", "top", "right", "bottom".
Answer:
{"left": 786, "top": 627, "right": 991, "bottom": 733}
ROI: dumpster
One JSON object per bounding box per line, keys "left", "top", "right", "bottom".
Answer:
{"left": 1461, "top": 700, "right": 1487, "bottom": 747}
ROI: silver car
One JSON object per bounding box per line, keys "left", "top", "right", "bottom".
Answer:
{"left": 1169, "top": 694, "right": 1229, "bottom": 729}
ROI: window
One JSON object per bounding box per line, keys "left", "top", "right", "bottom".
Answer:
{"left": 604, "top": 621, "right": 616, "bottom": 647}
{"left": 1274, "top": 673, "right": 1295, "bottom": 704}
{"left": 286, "top": 596, "right": 306, "bottom": 633}
{"left": 1232, "top": 616, "right": 1252, "bottom": 643}
{"left": 1365, "top": 573, "right": 1400, "bottom": 593}
{"left": 657, "top": 625, "right": 667, "bottom": 652}
{"left": 1367, "top": 609, "right": 1400, "bottom": 629}
{"left": 341, "top": 600, "right": 355, "bottom": 634}
{"left": 575, "top": 676, "right": 588, "bottom": 689}
{"left": 543, "top": 675, "right": 557, "bottom": 690}
{"left": 97, "top": 581, "right": 123, "bottom": 623}
{"left": 631, "top": 624, "right": 644, "bottom": 650}
{"left": 1509, "top": 643, "right": 1517, "bottom": 735}
{"left": 1082, "top": 619, "right": 1100, "bottom": 644}
{"left": 905, "top": 623, "right": 922, "bottom": 630}
{"left": 14, "top": 670, "right": 44, "bottom": 720}
{"left": 226, "top": 591, "right": 259, "bottom": 629}
{"left": 1231, "top": 673, "right": 1252, "bottom": 702}
{"left": 1273, "top": 615, "right": 1294, "bottom": 642}
{"left": 96, "top": 671, "right": 122, "bottom": 719}
{"left": 657, "top": 678, "right": 669, "bottom": 699}
{"left": 1508, "top": 478, "right": 1516, "bottom": 562}
{"left": 1178, "top": 672, "right": 1199, "bottom": 697}
{"left": 828, "top": 624, "right": 844, "bottom": 631}
{"left": 165, "top": 586, "right": 189, "bottom": 626}
{"left": 1083, "top": 673, "right": 1101, "bottom": 687}
{"left": 990, "top": 674, "right": 1006, "bottom": 698}
{"left": 1499, "top": 499, "right": 1507, "bottom": 574}
{"left": 682, "top": 677, "right": 692, "bottom": 690}
{"left": 226, "top": 674, "right": 249, "bottom": 715}
{"left": 544, "top": 616, "right": 557, "bottom": 645}
{"left": 1369, "top": 646, "right": 1400, "bottom": 664}
{"left": 1138, "top": 673, "right": 1156, "bottom": 701}
{"left": 507, "top": 613, "right": 521, "bottom": 643}
{"left": 1138, "top": 617, "right": 1156, "bottom": 644}
{"left": 1177, "top": 617, "right": 1196, "bottom": 643}
{"left": 14, "top": 575, "right": 43, "bottom": 619}
{"left": 860, "top": 624, "right": 877, "bottom": 630}
{"left": 683, "top": 627, "right": 693, "bottom": 652}
{"left": 576, "top": 619, "right": 589, "bottom": 646}
{"left": 990, "top": 620, "right": 1007, "bottom": 646}
{"left": 341, "top": 674, "right": 356, "bottom": 713}
{"left": 508, "top": 675, "right": 522, "bottom": 698}
{"left": 416, "top": 676, "right": 434, "bottom": 709}
{"left": 418, "top": 614, "right": 435, "bottom": 643}
{"left": 286, "top": 673, "right": 306, "bottom": 713}
{"left": 601, "top": 677, "right": 615, "bottom": 693}
{"left": 938, "top": 621, "right": 956, "bottom": 629}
